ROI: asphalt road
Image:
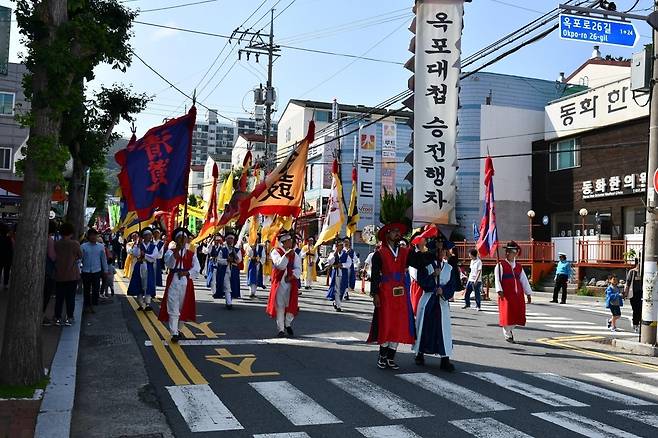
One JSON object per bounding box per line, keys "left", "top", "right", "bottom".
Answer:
{"left": 117, "top": 275, "right": 658, "bottom": 438}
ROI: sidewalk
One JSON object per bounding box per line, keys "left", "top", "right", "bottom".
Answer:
{"left": 0, "top": 289, "right": 61, "bottom": 438}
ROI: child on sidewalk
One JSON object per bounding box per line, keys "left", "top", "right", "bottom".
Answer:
{"left": 605, "top": 274, "right": 623, "bottom": 332}
{"left": 102, "top": 257, "right": 117, "bottom": 299}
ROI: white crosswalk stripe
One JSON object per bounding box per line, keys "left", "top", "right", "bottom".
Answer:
{"left": 397, "top": 372, "right": 513, "bottom": 413}
{"left": 166, "top": 384, "right": 243, "bottom": 432}
{"left": 450, "top": 417, "right": 532, "bottom": 438}
{"left": 583, "top": 373, "right": 658, "bottom": 398}
{"left": 465, "top": 372, "right": 588, "bottom": 407}
{"left": 544, "top": 322, "right": 595, "bottom": 326}
{"left": 636, "top": 372, "right": 658, "bottom": 381}
{"left": 356, "top": 425, "right": 423, "bottom": 438}
{"left": 611, "top": 409, "right": 658, "bottom": 428}
{"left": 253, "top": 433, "right": 311, "bottom": 438}
{"left": 528, "top": 373, "right": 654, "bottom": 406}
{"left": 249, "top": 381, "right": 342, "bottom": 426}
{"left": 532, "top": 411, "right": 642, "bottom": 437}
{"left": 329, "top": 377, "right": 432, "bottom": 419}
{"left": 572, "top": 330, "right": 637, "bottom": 337}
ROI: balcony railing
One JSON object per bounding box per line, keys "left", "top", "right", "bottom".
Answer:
{"left": 453, "top": 240, "right": 555, "bottom": 265}
{"left": 577, "top": 240, "right": 641, "bottom": 265}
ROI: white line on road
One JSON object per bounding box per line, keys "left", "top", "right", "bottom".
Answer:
{"left": 526, "top": 317, "right": 571, "bottom": 321}
{"left": 144, "top": 336, "right": 364, "bottom": 347}
{"left": 329, "top": 377, "right": 432, "bottom": 419}
{"left": 532, "top": 411, "right": 642, "bottom": 438}
{"left": 397, "top": 372, "right": 513, "bottom": 413}
{"left": 636, "top": 372, "right": 658, "bottom": 381}
{"left": 356, "top": 425, "right": 423, "bottom": 438}
{"left": 526, "top": 312, "right": 549, "bottom": 316}
{"left": 610, "top": 409, "right": 658, "bottom": 428}
{"left": 571, "top": 330, "right": 637, "bottom": 337}
{"left": 166, "top": 385, "right": 243, "bottom": 432}
{"left": 543, "top": 321, "right": 595, "bottom": 326}
{"left": 450, "top": 417, "right": 533, "bottom": 438}
{"left": 584, "top": 374, "right": 658, "bottom": 397}
{"left": 253, "top": 433, "right": 311, "bottom": 438}
{"left": 528, "top": 373, "right": 654, "bottom": 406}
{"left": 249, "top": 381, "right": 342, "bottom": 426}
{"left": 465, "top": 372, "right": 588, "bottom": 407}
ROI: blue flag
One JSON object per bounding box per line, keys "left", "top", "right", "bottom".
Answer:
{"left": 115, "top": 107, "right": 196, "bottom": 220}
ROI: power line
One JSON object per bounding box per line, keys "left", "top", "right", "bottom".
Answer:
{"left": 139, "top": 0, "right": 219, "bottom": 13}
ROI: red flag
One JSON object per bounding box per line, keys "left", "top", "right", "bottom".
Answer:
{"left": 476, "top": 156, "right": 499, "bottom": 257}
{"left": 217, "top": 151, "right": 253, "bottom": 227}
{"left": 193, "top": 164, "right": 220, "bottom": 244}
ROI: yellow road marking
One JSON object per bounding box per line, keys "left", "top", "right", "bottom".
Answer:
{"left": 205, "top": 348, "right": 279, "bottom": 378}
{"left": 180, "top": 325, "right": 196, "bottom": 339}
{"left": 537, "top": 336, "right": 658, "bottom": 372}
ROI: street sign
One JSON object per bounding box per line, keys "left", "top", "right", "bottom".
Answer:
{"left": 653, "top": 168, "right": 658, "bottom": 195}
{"left": 559, "top": 13, "right": 639, "bottom": 48}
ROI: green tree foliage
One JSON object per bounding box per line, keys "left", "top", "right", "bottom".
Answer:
{"left": 379, "top": 188, "right": 412, "bottom": 229}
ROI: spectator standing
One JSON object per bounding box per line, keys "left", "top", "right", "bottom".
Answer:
{"left": 102, "top": 257, "right": 117, "bottom": 298}
{"left": 624, "top": 259, "right": 642, "bottom": 333}
{"left": 551, "top": 252, "right": 571, "bottom": 304}
{"left": 80, "top": 228, "right": 108, "bottom": 313}
{"left": 54, "top": 223, "right": 82, "bottom": 326}
{"left": 42, "top": 221, "right": 57, "bottom": 326}
{"left": 0, "top": 223, "right": 13, "bottom": 289}
{"left": 463, "top": 249, "right": 482, "bottom": 310}
{"left": 605, "top": 274, "right": 624, "bottom": 332}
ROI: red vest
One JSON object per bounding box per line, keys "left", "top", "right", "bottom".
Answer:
{"left": 158, "top": 249, "right": 197, "bottom": 323}
{"left": 500, "top": 260, "right": 523, "bottom": 295}
{"left": 266, "top": 248, "right": 299, "bottom": 318}
{"left": 498, "top": 260, "right": 526, "bottom": 327}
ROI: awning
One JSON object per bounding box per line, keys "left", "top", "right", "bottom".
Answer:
{"left": 0, "top": 179, "right": 67, "bottom": 202}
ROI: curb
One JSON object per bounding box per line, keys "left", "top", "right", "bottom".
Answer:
{"left": 34, "top": 293, "right": 83, "bottom": 438}
{"left": 612, "top": 338, "right": 658, "bottom": 357}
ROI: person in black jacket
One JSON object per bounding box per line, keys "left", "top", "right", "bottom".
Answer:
{"left": 0, "top": 223, "right": 13, "bottom": 289}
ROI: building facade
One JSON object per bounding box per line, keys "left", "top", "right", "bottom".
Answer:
{"left": 231, "top": 133, "right": 277, "bottom": 168}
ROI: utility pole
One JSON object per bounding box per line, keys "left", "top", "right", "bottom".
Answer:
{"left": 233, "top": 10, "right": 280, "bottom": 171}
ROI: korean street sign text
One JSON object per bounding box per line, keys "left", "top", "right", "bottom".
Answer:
{"left": 581, "top": 172, "right": 647, "bottom": 200}
{"left": 559, "top": 13, "right": 638, "bottom": 48}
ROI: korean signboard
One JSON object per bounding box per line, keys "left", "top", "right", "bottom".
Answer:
{"left": 381, "top": 121, "right": 397, "bottom": 194}
{"left": 358, "top": 125, "right": 376, "bottom": 227}
{"left": 413, "top": 0, "right": 462, "bottom": 225}
{"left": 0, "top": 7, "right": 9, "bottom": 76}
{"left": 580, "top": 172, "right": 647, "bottom": 200}
{"left": 321, "top": 136, "right": 338, "bottom": 189}
{"left": 545, "top": 78, "right": 649, "bottom": 141}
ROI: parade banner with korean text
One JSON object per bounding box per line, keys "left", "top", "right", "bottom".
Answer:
{"left": 115, "top": 107, "right": 196, "bottom": 220}
{"left": 357, "top": 125, "right": 376, "bottom": 228}
{"left": 241, "top": 121, "right": 315, "bottom": 220}
{"left": 413, "top": 0, "right": 462, "bottom": 225}
{"left": 381, "top": 121, "right": 397, "bottom": 194}
{"left": 322, "top": 136, "right": 338, "bottom": 189}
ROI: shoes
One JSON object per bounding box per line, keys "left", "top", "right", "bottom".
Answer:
{"left": 414, "top": 353, "right": 425, "bottom": 366}
{"left": 332, "top": 302, "right": 337, "bottom": 310}
{"left": 144, "top": 305, "right": 153, "bottom": 312}
{"left": 476, "top": 307, "right": 482, "bottom": 312}
{"left": 277, "top": 331, "right": 286, "bottom": 338}
{"left": 633, "top": 325, "right": 640, "bottom": 333}
{"left": 335, "top": 307, "right": 342, "bottom": 312}
{"left": 549, "top": 300, "right": 558, "bottom": 303}
{"left": 298, "top": 291, "right": 303, "bottom": 296}
{"left": 526, "top": 296, "right": 532, "bottom": 304}
{"left": 137, "top": 305, "right": 144, "bottom": 311}
{"left": 461, "top": 305, "right": 469, "bottom": 309}
{"left": 249, "top": 294, "right": 256, "bottom": 299}
{"left": 560, "top": 301, "right": 566, "bottom": 304}
{"left": 54, "top": 319, "right": 63, "bottom": 327}
{"left": 505, "top": 333, "right": 515, "bottom": 343}
{"left": 285, "top": 326, "right": 294, "bottom": 337}
{"left": 611, "top": 327, "right": 621, "bottom": 332}
{"left": 377, "top": 355, "right": 388, "bottom": 369}
{"left": 42, "top": 318, "right": 52, "bottom": 327}
{"left": 606, "top": 319, "right": 611, "bottom": 328}
{"left": 171, "top": 334, "right": 180, "bottom": 343}
{"left": 226, "top": 304, "right": 233, "bottom": 310}
{"left": 440, "top": 357, "right": 455, "bottom": 372}
{"left": 64, "top": 319, "right": 72, "bottom": 327}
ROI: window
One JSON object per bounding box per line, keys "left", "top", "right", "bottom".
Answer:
{"left": 0, "top": 148, "right": 10, "bottom": 169}
{"left": 549, "top": 138, "right": 580, "bottom": 171}
{"left": 314, "top": 111, "right": 331, "bottom": 123}
{"left": 624, "top": 207, "right": 645, "bottom": 235}
{"left": 0, "top": 93, "right": 14, "bottom": 116}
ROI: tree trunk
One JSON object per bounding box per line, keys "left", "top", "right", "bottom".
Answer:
{"left": 66, "top": 150, "right": 86, "bottom": 237}
{"left": 0, "top": 0, "right": 69, "bottom": 386}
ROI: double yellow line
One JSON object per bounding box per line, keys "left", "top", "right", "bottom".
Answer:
{"left": 117, "top": 280, "right": 207, "bottom": 385}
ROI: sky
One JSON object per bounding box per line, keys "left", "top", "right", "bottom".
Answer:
{"left": 0, "top": 0, "right": 654, "bottom": 138}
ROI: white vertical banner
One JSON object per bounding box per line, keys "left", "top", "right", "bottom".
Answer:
{"left": 413, "top": 0, "right": 462, "bottom": 225}
{"left": 381, "top": 121, "right": 397, "bottom": 194}
{"left": 358, "top": 125, "right": 376, "bottom": 228}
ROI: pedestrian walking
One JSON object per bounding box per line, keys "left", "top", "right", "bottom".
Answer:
{"left": 153, "top": 229, "right": 165, "bottom": 287}
{"left": 213, "top": 231, "right": 242, "bottom": 309}
{"left": 159, "top": 227, "right": 199, "bottom": 343}
{"left": 53, "top": 223, "right": 82, "bottom": 326}
{"left": 366, "top": 221, "right": 415, "bottom": 370}
{"left": 204, "top": 234, "right": 222, "bottom": 290}
{"left": 123, "top": 232, "right": 139, "bottom": 278}
{"left": 111, "top": 230, "right": 123, "bottom": 269}
{"left": 196, "top": 238, "right": 208, "bottom": 276}
{"left": 266, "top": 232, "right": 301, "bottom": 337}
{"left": 127, "top": 228, "right": 158, "bottom": 311}
{"left": 495, "top": 241, "right": 532, "bottom": 343}
{"left": 247, "top": 235, "right": 266, "bottom": 298}
{"left": 300, "top": 236, "right": 318, "bottom": 290}
{"left": 343, "top": 237, "right": 357, "bottom": 298}
{"left": 102, "top": 257, "right": 116, "bottom": 298}
{"left": 551, "top": 252, "right": 571, "bottom": 304}
{"left": 0, "top": 223, "right": 13, "bottom": 290}
{"left": 326, "top": 239, "right": 350, "bottom": 312}
{"left": 624, "top": 258, "right": 642, "bottom": 333}
{"left": 606, "top": 274, "right": 624, "bottom": 332}
{"left": 81, "top": 228, "right": 109, "bottom": 313}
{"left": 463, "top": 249, "right": 482, "bottom": 310}
{"left": 42, "top": 221, "right": 57, "bottom": 326}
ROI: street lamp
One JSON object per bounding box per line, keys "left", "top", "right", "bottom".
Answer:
{"left": 579, "top": 208, "right": 588, "bottom": 236}
{"left": 527, "top": 210, "right": 536, "bottom": 241}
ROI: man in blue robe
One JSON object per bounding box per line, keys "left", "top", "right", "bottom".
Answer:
{"left": 326, "top": 239, "right": 351, "bottom": 312}
{"left": 247, "top": 235, "right": 266, "bottom": 298}
{"left": 127, "top": 228, "right": 158, "bottom": 311}
{"left": 213, "top": 232, "right": 242, "bottom": 309}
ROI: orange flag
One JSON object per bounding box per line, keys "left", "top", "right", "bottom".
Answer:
{"left": 192, "top": 163, "right": 220, "bottom": 244}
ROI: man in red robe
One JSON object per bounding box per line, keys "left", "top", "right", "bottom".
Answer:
{"left": 158, "top": 227, "right": 199, "bottom": 343}
{"left": 494, "top": 241, "right": 532, "bottom": 343}
{"left": 367, "top": 222, "right": 415, "bottom": 370}
{"left": 266, "top": 233, "right": 301, "bottom": 338}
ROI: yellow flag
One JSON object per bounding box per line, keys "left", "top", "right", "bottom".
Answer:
{"left": 316, "top": 160, "right": 345, "bottom": 248}
{"left": 217, "top": 171, "right": 234, "bottom": 212}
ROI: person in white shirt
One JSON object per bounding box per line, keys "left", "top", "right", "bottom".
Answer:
{"left": 213, "top": 232, "right": 243, "bottom": 309}
{"left": 494, "top": 241, "right": 532, "bottom": 343}
{"left": 463, "top": 249, "right": 483, "bottom": 310}
{"left": 266, "top": 233, "right": 301, "bottom": 337}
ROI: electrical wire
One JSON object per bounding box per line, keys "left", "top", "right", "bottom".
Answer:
{"left": 139, "top": 0, "right": 219, "bottom": 13}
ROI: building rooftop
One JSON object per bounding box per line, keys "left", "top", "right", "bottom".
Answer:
{"left": 284, "top": 99, "right": 413, "bottom": 119}
{"left": 239, "top": 133, "right": 278, "bottom": 143}
{"left": 565, "top": 57, "right": 630, "bottom": 83}
{"left": 190, "top": 165, "right": 205, "bottom": 172}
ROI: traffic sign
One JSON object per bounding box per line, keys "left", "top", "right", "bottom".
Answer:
{"left": 653, "top": 168, "right": 658, "bottom": 195}
{"left": 559, "top": 13, "right": 639, "bottom": 48}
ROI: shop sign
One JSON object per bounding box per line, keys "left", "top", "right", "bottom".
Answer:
{"left": 580, "top": 172, "right": 646, "bottom": 200}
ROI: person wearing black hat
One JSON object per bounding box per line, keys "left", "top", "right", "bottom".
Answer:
{"left": 203, "top": 234, "right": 223, "bottom": 291}
{"left": 246, "top": 234, "right": 266, "bottom": 298}
{"left": 127, "top": 228, "right": 159, "bottom": 311}
{"left": 300, "top": 236, "right": 318, "bottom": 290}
{"left": 266, "top": 232, "right": 301, "bottom": 337}
{"left": 367, "top": 222, "right": 415, "bottom": 370}
{"left": 153, "top": 229, "right": 165, "bottom": 288}
{"left": 495, "top": 241, "right": 532, "bottom": 343}
{"left": 158, "top": 227, "right": 199, "bottom": 343}
{"left": 343, "top": 237, "right": 359, "bottom": 298}
{"left": 326, "top": 238, "right": 351, "bottom": 312}
{"left": 213, "top": 231, "right": 242, "bottom": 309}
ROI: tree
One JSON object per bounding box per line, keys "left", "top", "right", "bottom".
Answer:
{"left": 0, "top": 0, "right": 136, "bottom": 386}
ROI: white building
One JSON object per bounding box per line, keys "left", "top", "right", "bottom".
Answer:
{"left": 231, "top": 133, "right": 276, "bottom": 168}
{"left": 187, "top": 164, "right": 205, "bottom": 198}
{"left": 203, "top": 154, "right": 232, "bottom": 202}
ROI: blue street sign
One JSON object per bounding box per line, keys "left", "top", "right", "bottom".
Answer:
{"left": 559, "top": 13, "right": 639, "bottom": 48}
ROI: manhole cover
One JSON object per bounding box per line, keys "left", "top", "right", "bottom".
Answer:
{"left": 83, "top": 333, "right": 133, "bottom": 347}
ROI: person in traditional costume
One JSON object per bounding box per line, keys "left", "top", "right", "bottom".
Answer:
{"left": 152, "top": 229, "right": 165, "bottom": 287}
{"left": 213, "top": 231, "right": 242, "bottom": 309}
{"left": 262, "top": 240, "right": 273, "bottom": 282}
{"left": 495, "top": 241, "right": 532, "bottom": 343}
{"left": 300, "top": 237, "right": 318, "bottom": 290}
{"left": 266, "top": 232, "right": 301, "bottom": 337}
{"left": 127, "top": 228, "right": 158, "bottom": 311}
{"left": 367, "top": 222, "right": 415, "bottom": 370}
{"left": 123, "top": 232, "right": 139, "bottom": 278}
{"left": 247, "top": 234, "right": 266, "bottom": 298}
{"left": 158, "top": 227, "right": 199, "bottom": 343}
{"left": 203, "top": 234, "right": 223, "bottom": 290}
{"left": 326, "top": 239, "right": 350, "bottom": 312}
{"left": 410, "top": 228, "right": 456, "bottom": 371}
{"left": 343, "top": 238, "right": 358, "bottom": 299}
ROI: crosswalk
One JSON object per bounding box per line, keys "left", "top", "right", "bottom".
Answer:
{"left": 164, "top": 370, "right": 658, "bottom": 436}
{"left": 449, "top": 301, "right": 638, "bottom": 337}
